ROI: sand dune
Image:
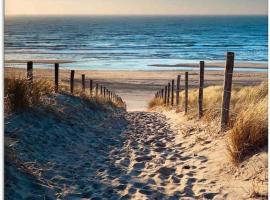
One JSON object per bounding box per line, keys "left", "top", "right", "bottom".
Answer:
{"left": 6, "top": 91, "right": 267, "bottom": 199}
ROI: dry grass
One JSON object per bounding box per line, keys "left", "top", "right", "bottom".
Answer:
{"left": 4, "top": 77, "right": 53, "bottom": 112}
{"left": 149, "top": 82, "right": 268, "bottom": 163}
{"left": 79, "top": 92, "right": 125, "bottom": 111}
{"left": 228, "top": 95, "right": 267, "bottom": 163}
{"left": 4, "top": 76, "right": 125, "bottom": 113}
{"left": 148, "top": 97, "right": 164, "bottom": 109}
{"left": 57, "top": 81, "right": 126, "bottom": 109}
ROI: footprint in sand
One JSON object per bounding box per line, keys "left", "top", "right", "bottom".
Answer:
{"left": 157, "top": 166, "right": 176, "bottom": 178}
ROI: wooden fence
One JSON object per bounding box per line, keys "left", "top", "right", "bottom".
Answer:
{"left": 154, "top": 52, "right": 234, "bottom": 131}
{"left": 22, "top": 61, "right": 127, "bottom": 109}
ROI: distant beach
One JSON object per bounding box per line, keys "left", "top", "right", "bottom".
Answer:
{"left": 149, "top": 61, "right": 268, "bottom": 71}
{"left": 5, "top": 67, "right": 267, "bottom": 111}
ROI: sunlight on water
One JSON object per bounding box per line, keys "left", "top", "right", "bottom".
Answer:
{"left": 5, "top": 16, "right": 268, "bottom": 71}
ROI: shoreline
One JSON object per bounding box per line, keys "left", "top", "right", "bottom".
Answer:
{"left": 149, "top": 61, "right": 268, "bottom": 69}
{"left": 5, "top": 60, "right": 268, "bottom": 71}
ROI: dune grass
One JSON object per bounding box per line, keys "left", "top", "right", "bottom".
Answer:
{"left": 149, "top": 82, "right": 268, "bottom": 163}
{"left": 148, "top": 97, "right": 164, "bottom": 109}
{"left": 4, "top": 77, "right": 54, "bottom": 112}
{"left": 4, "top": 77, "right": 125, "bottom": 113}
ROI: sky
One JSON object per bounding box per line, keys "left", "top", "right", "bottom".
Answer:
{"left": 5, "top": 0, "right": 268, "bottom": 16}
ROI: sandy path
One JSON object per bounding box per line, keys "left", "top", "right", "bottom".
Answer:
{"left": 117, "top": 112, "right": 220, "bottom": 199}
{"left": 6, "top": 94, "right": 221, "bottom": 200}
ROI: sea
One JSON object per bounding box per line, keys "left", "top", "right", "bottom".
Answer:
{"left": 4, "top": 16, "right": 268, "bottom": 71}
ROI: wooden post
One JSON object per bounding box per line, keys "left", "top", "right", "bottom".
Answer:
{"left": 198, "top": 61, "right": 205, "bottom": 118}
{"left": 185, "top": 72, "right": 188, "bottom": 114}
{"left": 176, "top": 75, "right": 180, "bottom": 105}
{"left": 82, "top": 74, "right": 85, "bottom": 92}
{"left": 221, "top": 52, "right": 235, "bottom": 131}
{"left": 95, "top": 83, "right": 98, "bottom": 96}
{"left": 167, "top": 82, "right": 170, "bottom": 106}
{"left": 90, "top": 79, "right": 93, "bottom": 96}
{"left": 103, "top": 87, "right": 106, "bottom": 98}
{"left": 171, "top": 79, "right": 174, "bottom": 106}
{"left": 100, "top": 85, "right": 103, "bottom": 95}
{"left": 161, "top": 89, "right": 164, "bottom": 100}
{"left": 54, "top": 63, "right": 59, "bottom": 93}
{"left": 27, "top": 61, "right": 33, "bottom": 83}
{"left": 164, "top": 86, "right": 167, "bottom": 104}
{"left": 70, "top": 70, "right": 75, "bottom": 94}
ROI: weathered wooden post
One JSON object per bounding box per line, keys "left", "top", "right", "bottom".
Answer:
{"left": 70, "top": 70, "right": 75, "bottom": 94}
{"left": 161, "top": 89, "right": 164, "bottom": 100}
{"left": 95, "top": 83, "right": 98, "bottom": 97}
{"left": 100, "top": 85, "right": 103, "bottom": 95}
{"left": 90, "top": 79, "right": 93, "bottom": 96}
{"left": 176, "top": 75, "right": 180, "bottom": 105}
{"left": 171, "top": 79, "right": 174, "bottom": 106}
{"left": 198, "top": 61, "right": 205, "bottom": 118}
{"left": 54, "top": 63, "right": 59, "bottom": 93}
{"left": 167, "top": 82, "right": 170, "bottom": 106}
{"left": 164, "top": 86, "right": 167, "bottom": 104}
{"left": 103, "top": 87, "right": 106, "bottom": 98}
{"left": 221, "top": 52, "right": 235, "bottom": 131}
{"left": 82, "top": 74, "right": 85, "bottom": 92}
{"left": 27, "top": 61, "right": 33, "bottom": 83}
{"left": 185, "top": 72, "right": 188, "bottom": 114}
{"left": 106, "top": 89, "right": 109, "bottom": 100}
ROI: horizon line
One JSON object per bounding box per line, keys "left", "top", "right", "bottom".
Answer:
{"left": 5, "top": 14, "right": 268, "bottom": 17}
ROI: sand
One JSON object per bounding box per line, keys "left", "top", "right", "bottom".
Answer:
{"left": 150, "top": 61, "right": 268, "bottom": 69}
{"left": 4, "top": 67, "right": 267, "bottom": 111}
{"left": 157, "top": 109, "right": 268, "bottom": 199}
{"left": 5, "top": 93, "right": 267, "bottom": 199}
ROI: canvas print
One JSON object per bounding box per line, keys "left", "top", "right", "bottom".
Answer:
{"left": 4, "top": 0, "right": 268, "bottom": 199}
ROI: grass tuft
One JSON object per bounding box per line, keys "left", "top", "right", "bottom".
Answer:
{"left": 148, "top": 97, "right": 164, "bottom": 109}
{"left": 227, "top": 96, "right": 267, "bottom": 163}
{"left": 5, "top": 77, "right": 53, "bottom": 112}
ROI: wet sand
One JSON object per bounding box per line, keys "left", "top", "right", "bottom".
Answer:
{"left": 150, "top": 61, "right": 268, "bottom": 69}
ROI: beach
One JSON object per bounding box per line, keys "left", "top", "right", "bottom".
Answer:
{"left": 5, "top": 67, "right": 268, "bottom": 111}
